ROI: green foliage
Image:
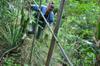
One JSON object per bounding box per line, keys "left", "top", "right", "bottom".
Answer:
{"left": 4, "top": 57, "right": 20, "bottom": 66}
{"left": 0, "top": 0, "right": 25, "bottom": 48}
{"left": 0, "top": 0, "right": 100, "bottom": 66}
{"left": 57, "top": 0, "right": 100, "bottom": 65}
{"left": 0, "top": 0, "right": 29, "bottom": 65}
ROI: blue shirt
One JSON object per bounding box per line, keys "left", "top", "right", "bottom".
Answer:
{"left": 32, "top": 5, "right": 54, "bottom": 24}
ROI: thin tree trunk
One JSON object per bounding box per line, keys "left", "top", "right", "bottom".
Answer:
{"left": 45, "top": 0, "right": 66, "bottom": 66}
{"left": 95, "top": 17, "right": 100, "bottom": 66}
{"left": 95, "top": 1, "right": 100, "bottom": 65}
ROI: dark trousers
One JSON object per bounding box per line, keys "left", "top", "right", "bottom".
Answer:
{"left": 36, "top": 20, "right": 46, "bottom": 39}
{"left": 27, "top": 13, "right": 46, "bottom": 39}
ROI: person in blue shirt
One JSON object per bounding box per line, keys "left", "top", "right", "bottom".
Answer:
{"left": 29, "top": 2, "right": 54, "bottom": 39}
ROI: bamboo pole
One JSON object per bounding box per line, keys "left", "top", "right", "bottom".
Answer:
{"left": 45, "top": 0, "right": 67, "bottom": 66}
{"left": 33, "top": 0, "right": 73, "bottom": 66}
{"left": 29, "top": 0, "right": 42, "bottom": 65}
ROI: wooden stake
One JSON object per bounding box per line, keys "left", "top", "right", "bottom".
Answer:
{"left": 45, "top": 0, "right": 66, "bottom": 66}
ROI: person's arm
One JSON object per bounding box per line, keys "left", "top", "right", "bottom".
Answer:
{"left": 31, "top": 4, "right": 39, "bottom": 11}
{"left": 48, "top": 12, "right": 54, "bottom": 24}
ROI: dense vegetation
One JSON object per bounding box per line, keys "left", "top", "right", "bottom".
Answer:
{"left": 0, "top": 0, "right": 100, "bottom": 66}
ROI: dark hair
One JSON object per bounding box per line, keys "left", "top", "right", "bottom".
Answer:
{"left": 49, "top": 1, "right": 54, "bottom": 9}
{"left": 50, "top": 1, "right": 54, "bottom": 4}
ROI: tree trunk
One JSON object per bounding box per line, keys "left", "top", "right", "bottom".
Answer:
{"left": 95, "top": 54, "right": 100, "bottom": 66}
{"left": 95, "top": 17, "right": 100, "bottom": 66}
{"left": 45, "top": 0, "right": 66, "bottom": 66}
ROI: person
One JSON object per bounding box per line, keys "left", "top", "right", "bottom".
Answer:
{"left": 28, "top": 1, "right": 54, "bottom": 39}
